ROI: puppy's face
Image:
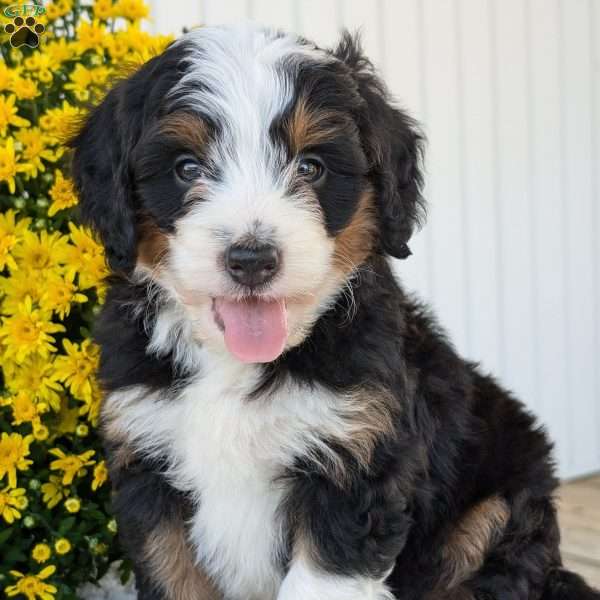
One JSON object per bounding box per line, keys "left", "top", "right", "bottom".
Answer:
{"left": 72, "top": 26, "right": 423, "bottom": 364}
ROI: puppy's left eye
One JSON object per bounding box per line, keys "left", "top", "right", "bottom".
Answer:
{"left": 175, "top": 156, "right": 203, "bottom": 183}
{"left": 297, "top": 157, "right": 325, "bottom": 184}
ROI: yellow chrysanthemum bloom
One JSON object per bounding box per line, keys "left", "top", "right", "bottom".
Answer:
{"left": 15, "top": 128, "right": 58, "bottom": 178}
{"left": 64, "top": 497, "right": 81, "bottom": 513}
{"left": 48, "top": 169, "right": 78, "bottom": 216}
{"left": 77, "top": 379, "right": 103, "bottom": 425}
{"left": 32, "top": 543, "right": 52, "bottom": 564}
{"left": 91, "top": 460, "right": 108, "bottom": 491}
{"left": 0, "top": 270, "right": 46, "bottom": 314}
{"left": 64, "top": 63, "right": 95, "bottom": 102}
{"left": 9, "top": 391, "right": 41, "bottom": 426}
{"left": 11, "top": 77, "right": 41, "bottom": 101}
{"left": 64, "top": 223, "right": 108, "bottom": 289}
{"left": 0, "top": 62, "right": 13, "bottom": 92}
{"left": 6, "top": 355, "right": 63, "bottom": 411}
{"left": 76, "top": 19, "right": 107, "bottom": 53}
{"left": 41, "top": 475, "right": 69, "bottom": 509}
{"left": 103, "top": 32, "right": 130, "bottom": 60}
{"left": 0, "top": 209, "right": 31, "bottom": 271}
{"left": 53, "top": 338, "right": 99, "bottom": 402}
{"left": 49, "top": 448, "right": 95, "bottom": 485}
{"left": 40, "top": 271, "right": 88, "bottom": 320}
{"left": 0, "top": 487, "right": 26, "bottom": 524}
{"left": 0, "top": 94, "right": 31, "bottom": 136}
{"left": 0, "top": 137, "right": 30, "bottom": 194}
{"left": 0, "top": 433, "right": 33, "bottom": 488}
{"left": 113, "top": 0, "right": 149, "bottom": 21}
{"left": 32, "top": 423, "right": 50, "bottom": 441}
{"left": 12, "top": 229, "right": 70, "bottom": 274}
{"left": 44, "top": 38, "right": 75, "bottom": 65}
{"left": 0, "top": 297, "right": 66, "bottom": 362}
{"left": 93, "top": 0, "right": 114, "bottom": 20}
{"left": 54, "top": 400, "right": 80, "bottom": 435}
{"left": 54, "top": 538, "right": 72, "bottom": 555}
{"left": 23, "top": 52, "right": 55, "bottom": 83}
{"left": 5, "top": 565, "right": 58, "bottom": 600}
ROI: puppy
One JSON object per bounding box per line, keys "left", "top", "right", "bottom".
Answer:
{"left": 70, "top": 24, "right": 600, "bottom": 600}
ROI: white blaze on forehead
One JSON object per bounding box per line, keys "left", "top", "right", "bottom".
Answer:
{"left": 169, "top": 24, "right": 324, "bottom": 185}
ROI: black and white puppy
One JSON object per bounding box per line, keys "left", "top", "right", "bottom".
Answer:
{"left": 71, "top": 24, "right": 600, "bottom": 600}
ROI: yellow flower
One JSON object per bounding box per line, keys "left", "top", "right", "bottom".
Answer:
{"left": 9, "top": 391, "right": 41, "bottom": 426}
{"left": 5, "top": 565, "right": 57, "bottom": 600}
{"left": 64, "top": 223, "right": 108, "bottom": 289}
{"left": 0, "top": 137, "right": 30, "bottom": 194}
{"left": 76, "top": 19, "right": 106, "bottom": 53}
{"left": 11, "top": 77, "right": 40, "bottom": 101}
{"left": 114, "top": 0, "right": 149, "bottom": 21}
{"left": 0, "top": 62, "right": 13, "bottom": 92}
{"left": 32, "top": 543, "right": 52, "bottom": 564}
{"left": 23, "top": 53, "right": 55, "bottom": 83}
{"left": 0, "top": 209, "right": 31, "bottom": 271}
{"left": 0, "top": 270, "right": 46, "bottom": 312}
{"left": 6, "top": 355, "right": 63, "bottom": 411}
{"left": 12, "top": 229, "right": 70, "bottom": 274}
{"left": 64, "top": 497, "right": 81, "bottom": 513}
{"left": 41, "top": 475, "right": 69, "bottom": 509}
{"left": 48, "top": 169, "right": 78, "bottom": 216}
{"left": 40, "top": 271, "right": 88, "bottom": 320}
{"left": 0, "top": 94, "right": 30, "bottom": 136}
{"left": 54, "top": 400, "right": 79, "bottom": 435}
{"left": 32, "top": 423, "right": 49, "bottom": 441}
{"left": 0, "top": 297, "right": 66, "bottom": 362}
{"left": 44, "top": 38, "right": 75, "bottom": 65}
{"left": 53, "top": 338, "right": 99, "bottom": 402}
{"left": 64, "top": 63, "right": 95, "bottom": 101}
{"left": 39, "top": 101, "right": 83, "bottom": 144}
{"left": 0, "top": 433, "right": 33, "bottom": 488}
{"left": 0, "top": 487, "right": 26, "bottom": 523}
{"left": 93, "top": 0, "right": 114, "bottom": 20}
{"left": 15, "top": 128, "right": 58, "bottom": 178}
{"left": 54, "top": 538, "right": 71, "bottom": 555}
{"left": 49, "top": 448, "right": 95, "bottom": 485}
{"left": 104, "top": 33, "right": 130, "bottom": 60}
{"left": 92, "top": 460, "right": 108, "bottom": 491}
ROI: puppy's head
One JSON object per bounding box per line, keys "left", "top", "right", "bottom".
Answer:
{"left": 71, "top": 25, "right": 424, "bottom": 364}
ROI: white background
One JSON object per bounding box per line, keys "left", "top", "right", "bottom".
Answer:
{"left": 146, "top": 0, "right": 600, "bottom": 480}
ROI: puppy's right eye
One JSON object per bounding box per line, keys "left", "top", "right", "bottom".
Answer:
{"left": 174, "top": 156, "right": 203, "bottom": 183}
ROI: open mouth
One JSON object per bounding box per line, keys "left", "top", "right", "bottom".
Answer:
{"left": 212, "top": 297, "right": 288, "bottom": 363}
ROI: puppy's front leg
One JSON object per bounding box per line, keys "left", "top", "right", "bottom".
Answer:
{"left": 278, "top": 552, "right": 395, "bottom": 600}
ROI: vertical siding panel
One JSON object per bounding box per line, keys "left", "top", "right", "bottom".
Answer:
{"left": 202, "top": 0, "right": 250, "bottom": 25}
{"left": 383, "top": 0, "right": 431, "bottom": 299}
{"left": 492, "top": 0, "right": 536, "bottom": 406}
{"left": 457, "top": 0, "right": 500, "bottom": 371}
{"left": 295, "top": 1, "right": 339, "bottom": 45}
{"left": 150, "top": 0, "right": 197, "bottom": 34}
{"left": 421, "top": 0, "right": 468, "bottom": 353}
{"left": 561, "top": 0, "right": 597, "bottom": 475}
{"left": 592, "top": 0, "right": 600, "bottom": 468}
{"left": 249, "top": 0, "right": 295, "bottom": 31}
{"left": 529, "top": 0, "right": 569, "bottom": 475}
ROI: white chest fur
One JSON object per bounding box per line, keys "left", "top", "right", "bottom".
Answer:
{"left": 106, "top": 355, "right": 356, "bottom": 600}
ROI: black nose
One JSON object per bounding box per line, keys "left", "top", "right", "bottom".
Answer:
{"left": 225, "top": 243, "right": 281, "bottom": 287}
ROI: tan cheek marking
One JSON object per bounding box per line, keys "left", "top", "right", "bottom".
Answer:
{"left": 332, "top": 192, "right": 377, "bottom": 274}
{"left": 440, "top": 495, "right": 510, "bottom": 589}
{"left": 136, "top": 219, "right": 170, "bottom": 270}
{"left": 145, "top": 522, "right": 222, "bottom": 600}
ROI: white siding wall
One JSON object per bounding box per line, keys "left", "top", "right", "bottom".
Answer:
{"left": 147, "top": 0, "right": 600, "bottom": 480}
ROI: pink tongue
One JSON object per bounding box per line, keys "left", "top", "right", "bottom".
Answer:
{"left": 214, "top": 298, "right": 288, "bottom": 363}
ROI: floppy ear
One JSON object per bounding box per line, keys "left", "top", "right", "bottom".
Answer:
{"left": 70, "top": 81, "right": 138, "bottom": 272}
{"left": 334, "top": 33, "right": 425, "bottom": 259}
